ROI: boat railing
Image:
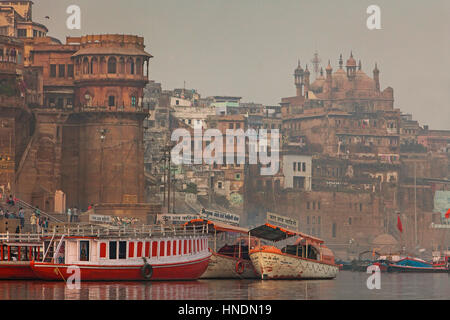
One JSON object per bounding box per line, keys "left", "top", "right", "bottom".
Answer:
{"left": 35, "top": 223, "right": 210, "bottom": 239}
{"left": 0, "top": 232, "right": 42, "bottom": 243}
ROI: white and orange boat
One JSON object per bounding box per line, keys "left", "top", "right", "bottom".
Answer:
{"left": 0, "top": 233, "right": 42, "bottom": 279}
{"left": 249, "top": 224, "right": 339, "bottom": 280}
{"left": 185, "top": 219, "right": 258, "bottom": 279}
{"left": 30, "top": 224, "right": 211, "bottom": 281}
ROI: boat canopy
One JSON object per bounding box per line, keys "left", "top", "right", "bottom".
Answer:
{"left": 249, "top": 223, "right": 324, "bottom": 244}
{"left": 184, "top": 219, "right": 249, "bottom": 234}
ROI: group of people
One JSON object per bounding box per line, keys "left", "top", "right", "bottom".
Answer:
{"left": 67, "top": 207, "right": 80, "bottom": 223}
{"left": 30, "top": 209, "right": 49, "bottom": 233}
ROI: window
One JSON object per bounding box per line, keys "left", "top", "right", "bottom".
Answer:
{"left": 167, "top": 241, "right": 171, "bottom": 256}
{"left": 160, "top": 241, "right": 165, "bottom": 257}
{"left": 349, "top": 217, "right": 352, "bottom": 225}
{"left": 293, "top": 162, "right": 296, "bottom": 171}
{"left": 137, "top": 242, "right": 143, "bottom": 257}
{"left": 108, "top": 95, "right": 115, "bottom": 107}
{"left": 57, "top": 98, "right": 63, "bottom": 108}
{"left": 332, "top": 223, "right": 337, "bottom": 238}
{"left": 18, "top": 29, "right": 27, "bottom": 37}
{"left": 145, "top": 242, "right": 150, "bottom": 257}
{"left": 302, "top": 162, "right": 306, "bottom": 172}
{"left": 131, "top": 96, "right": 137, "bottom": 107}
{"left": 173, "top": 240, "right": 177, "bottom": 255}
{"left": 50, "top": 64, "right": 57, "bottom": 77}
{"left": 152, "top": 241, "right": 158, "bottom": 257}
{"left": 217, "top": 181, "right": 223, "bottom": 189}
{"left": 118, "top": 241, "right": 127, "bottom": 259}
{"left": 99, "top": 243, "right": 107, "bottom": 258}
{"left": 128, "top": 242, "right": 135, "bottom": 258}
{"left": 33, "top": 30, "right": 38, "bottom": 37}
{"left": 58, "top": 64, "right": 65, "bottom": 78}
{"left": 79, "top": 241, "right": 90, "bottom": 261}
{"left": 307, "top": 201, "right": 310, "bottom": 210}
{"left": 108, "top": 57, "right": 117, "bottom": 74}
{"left": 67, "top": 64, "right": 74, "bottom": 77}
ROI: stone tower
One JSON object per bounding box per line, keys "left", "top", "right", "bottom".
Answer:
{"left": 61, "top": 34, "right": 153, "bottom": 215}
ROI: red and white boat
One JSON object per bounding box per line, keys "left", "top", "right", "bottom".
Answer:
{"left": 185, "top": 219, "right": 258, "bottom": 279}
{"left": 249, "top": 224, "right": 339, "bottom": 280}
{"left": 30, "top": 224, "right": 211, "bottom": 281}
{"left": 0, "top": 233, "right": 42, "bottom": 279}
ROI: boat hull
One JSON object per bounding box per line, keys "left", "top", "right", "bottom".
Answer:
{"left": 200, "top": 252, "right": 258, "bottom": 279}
{"left": 387, "top": 264, "right": 449, "bottom": 273}
{"left": 30, "top": 255, "right": 211, "bottom": 281}
{"left": 0, "top": 261, "right": 36, "bottom": 280}
{"left": 250, "top": 249, "right": 339, "bottom": 280}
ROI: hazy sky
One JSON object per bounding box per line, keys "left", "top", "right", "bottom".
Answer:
{"left": 34, "top": 0, "right": 450, "bottom": 129}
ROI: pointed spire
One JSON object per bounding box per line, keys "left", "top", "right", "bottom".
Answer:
{"left": 373, "top": 62, "right": 379, "bottom": 73}
{"left": 339, "top": 54, "right": 343, "bottom": 69}
{"left": 305, "top": 64, "right": 310, "bottom": 74}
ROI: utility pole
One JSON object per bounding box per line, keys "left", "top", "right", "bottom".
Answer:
{"left": 98, "top": 129, "right": 108, "bottom": 204}
{"left": 414, "top": 161, "right": 417, "bottom": 248}
{"left": 172, "top": 176, "right": 176, "bottom": 213}
{"left": 167, "top": 148, "right": 171, "bottom": 213}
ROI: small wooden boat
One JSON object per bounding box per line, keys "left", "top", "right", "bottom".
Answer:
{"left": 386, "top": 257, "right": 450, "bottom": 273}
{"left": 30, "top": 224, "right": 211, "bottom": 281}
{"left": 184, "top": 219, "right": 258, "bottom": 279}
{"left": 249, "top": 224, "right": 339, "bottom": 280}
{"left": 0, "top": 233, "right": 42, "bottom": 280}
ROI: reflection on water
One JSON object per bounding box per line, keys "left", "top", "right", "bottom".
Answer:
{"left": 0, "top": 271, "right": 449, "bottom": 300}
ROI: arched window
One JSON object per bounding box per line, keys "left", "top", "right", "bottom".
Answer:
{"left": 136, "top": 58, "right": 142, "bottom": 75}
{"left": 119, "top": 57, "right": 125, "bottom": 74}
{"left": 82, "top": 57, "right": 89, "bottom": 74}
{"left": 128, "top": 58, "right": 135, "bottom": 75}
{"left": 107, "top": 57, "right": 117, "bottom": 74}
{"left": 90, "top": 57, "right": 98, "bottom": 74}
{"left": 99, "top": 57, "right": 106, "bottom": 74}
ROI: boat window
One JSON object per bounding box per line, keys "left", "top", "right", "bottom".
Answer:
{"left": 189, "top": 239, "right": 192, "bottom": 254}
{"left": 179, "top": 240, "right": 182, "bottom": 255}
{"left": 79, "top": 241, "right": 90, "bottom": 262}
{"left": 109, "top": 241, "right": 117, "bottom": 259}
{"left": 173, "top": 240, "right": 177, "bottom": 255}
{"left": 184, "top": 240, "right": 188, "bottom": 255}
{"left": 119, "top": 241, "right": 127, "bottom": 259}
{"left": 151, "top": 241, "right": 158, "bottom": 258}
{"left": 167, "top": 241, "right": 171, "bottom": 256}
{"left": 145, "top": 242, "right": 150, "bottom": 257}
{"left": 100, "top": 243, "right": 107, "bottom": 258}
{"left": 129, "top": 242, "right": 135, "bottom": 258}
{"left": 137, "top": 242, "right": 143, "bottom": 258}
{"left": 160, "top": 241, "right": 165, "bottom": 257}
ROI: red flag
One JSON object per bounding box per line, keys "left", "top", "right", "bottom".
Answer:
{"left": 445, "top": 208, "right": 450, "bottom": 219}
{"left": 397, "top": 214, "right": 403, "bottom": 233}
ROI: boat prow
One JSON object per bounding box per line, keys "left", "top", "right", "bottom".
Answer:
{"left": 248, "top": 224, "right": 339, "bottom": 280}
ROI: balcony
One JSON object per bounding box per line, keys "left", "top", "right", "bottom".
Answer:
{"left": 74, "top": 73, "right": 148, "bottom": 83}
{"left": 0, "top": 61, "right": 18, "bottom": 75}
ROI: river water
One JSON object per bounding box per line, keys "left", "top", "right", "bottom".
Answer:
{"left": 0, "top": 271, "right": 449, "bottom": 300}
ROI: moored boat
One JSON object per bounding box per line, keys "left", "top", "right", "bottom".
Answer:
{"left": 386, "top": 257, "right": 450, "bottom": 273}
{"left": 249, "top": 224, "right": 339, "bottom": 280}
{"left": 185, "top": 219, "right": 258, "bottom": 279}
{"left": 30, "top": 224, "right": 211, "bottom": 281}
{"left": 0, "top": 233, "right": 42, "bottom": 280}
